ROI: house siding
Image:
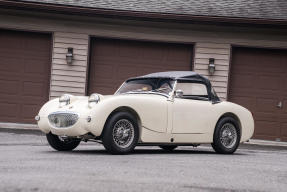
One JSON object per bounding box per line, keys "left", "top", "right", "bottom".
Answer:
{"left": 50, "top": 32, "right": 89, "bottom": 98}
{"left": 194, "top": 43, "right": 231, "bottom": 100}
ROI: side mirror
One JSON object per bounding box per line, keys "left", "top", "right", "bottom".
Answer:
{"left": 175, "top": 90, "right": 183, "bottom": 98}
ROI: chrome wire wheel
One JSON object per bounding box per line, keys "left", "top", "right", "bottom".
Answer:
{"left": 220, "top": 123, "right": 238, "bottom": 149}
{"left": 112, "top": 119, "right": 135, "bottom": 148}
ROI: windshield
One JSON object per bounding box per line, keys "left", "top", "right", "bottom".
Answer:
{"left": 116, "top": 78, "right": 175, "bottom": 96}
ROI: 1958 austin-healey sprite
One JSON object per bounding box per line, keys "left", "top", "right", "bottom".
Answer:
{"left": 35, "top": 71, "right": 254, "bottom": 154}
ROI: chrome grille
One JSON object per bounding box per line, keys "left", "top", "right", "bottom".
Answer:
{"left": 48, "top": 112, "right": 79, "bottom": 128}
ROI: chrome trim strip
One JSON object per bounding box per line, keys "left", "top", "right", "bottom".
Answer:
{"left": 142, "top": 126, "right": 165, "bottom": 133}
{"left": 168, "top": 80, "right": 177, "bottom": 101}
{"left": 121, "top": 92, "right": 169, "bottom": 98}
{"left": 48, "top": 111, "right": 79, "bottom": 116}
{"left": 114, "top": 82, "right": 126, "bottom": 95}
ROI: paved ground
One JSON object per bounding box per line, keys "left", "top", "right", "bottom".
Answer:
{"left": 0, "top": 129, "right": 287, "bottom": 192}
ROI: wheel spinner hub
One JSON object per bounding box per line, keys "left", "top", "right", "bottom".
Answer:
{"left": 220, "top": 123, "right": 237, "bottom": 149}
{"left": 112, "top": 119, "right": 134, "bottom": 148}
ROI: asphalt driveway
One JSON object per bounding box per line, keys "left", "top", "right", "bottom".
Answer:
{"left": 0, "top": 129, "right": 286, "bottom": 192}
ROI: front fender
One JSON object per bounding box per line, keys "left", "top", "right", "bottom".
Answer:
{"left": 88, "top": 94, "right": 168, "bottom": 136}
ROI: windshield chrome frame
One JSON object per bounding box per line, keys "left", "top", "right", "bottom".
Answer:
{"left": 114, "top": 78, "right": 176, "bottom": 98}
{"left": 121, "top": 91, "right": 169, "bottom": 98}
{"left": 114, "top": 82, "right": 126, "bottom": 95}
{"left": 168, "top": 80, "right": 177, "bottom": 101}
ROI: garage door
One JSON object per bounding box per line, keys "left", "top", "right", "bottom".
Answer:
{"left": 0, "top": 30, "right": 51, "bottom": 124}
{"left": 229, "top": 47, "right": 287, "bottom": 141}
{"left": 88, "top": 38, "right": 193, "bottom": 95}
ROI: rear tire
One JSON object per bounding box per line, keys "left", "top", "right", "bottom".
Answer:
{"left": 46, "top": 132, "right": 80, "bottom": 151}
{"left": 212, "top": 117, "right": 240, "bottom": 154}
{"left": 102, "top": 112, "right": 139, "bottom": 154}
{"left": 159, "top": 145, "right": 177, "bottom": 151}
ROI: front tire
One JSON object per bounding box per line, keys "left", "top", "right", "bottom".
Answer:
{"left": 46, "top": 132, "right": 80, "bottom": 151}
{"left": 102, "top": 112, "right": 139, "bottom": 154}
{"left": 212, "top": 117, "right": 240, "bottom": 154}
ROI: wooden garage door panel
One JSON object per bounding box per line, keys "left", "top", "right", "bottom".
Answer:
{"left": 256, "top": 98, "right": 279, "bottom": 113}
{"left": 24, "top": 59, "right": 48, "bottom": 74}
{"left": 0, "top": 30, "right": 51, "bottom": 123}
{"left": 230, "top": 96, "right": 255, "bottom": 111}
{"left": 229, "top": 73, "right": 254, "bottom": 89}
{"left": 0, "top": 103, "right": 18, "bottom": 117}
{"left": 0, "top": 58, "right": 22, "bottom": 72}
{"left": 22, "top": 81, "right": 46, "bottom": 97}
{"left": 229, "top": 47, "right": 287, "bottom": 141}
{"left": 255, "top": 121, "right": 280, "bottom": 136}
{"left": 88, "top": 38, "right": 193, "bottom": 95}
{"left": 0, "top": 79, "right": 19, "bottom": 95}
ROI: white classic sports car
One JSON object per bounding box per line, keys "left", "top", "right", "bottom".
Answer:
{"left": 36, "top": 71, "right": 254, "bottom": 154}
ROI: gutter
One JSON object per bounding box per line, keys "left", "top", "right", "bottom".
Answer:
{"left": 0, "top": 0, "right": 287, "bottom": 27}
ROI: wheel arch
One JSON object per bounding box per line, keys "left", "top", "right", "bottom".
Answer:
{"left": 100, "top": 106, "right": 142, "bottom": 138}
{"left": 215, "top": 112, "right": 242, "bottom": 138}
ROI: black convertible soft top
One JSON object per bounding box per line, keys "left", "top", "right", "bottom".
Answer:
{"left": 127, "top": 71, "right": 220, "bottom": 102}
{"left": 128, "top": 71, "right": 210, "bottom": 84}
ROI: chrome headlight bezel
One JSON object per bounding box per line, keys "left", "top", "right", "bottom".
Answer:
{"left": 59, "top": 94, "right": 71, "bottom": 107}
{"left": 88, "top": 93, "right": 100, "bottom": 108}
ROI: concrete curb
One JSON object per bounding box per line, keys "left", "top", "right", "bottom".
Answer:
{"left": 0, "top": 123, "right": 42, "bottom": 135}
{"left": 0, "top": 128, "right": 43, "bottom": 135}
{"left": 0, "top": 122, "right": 38, "bottom": 130}
{"left": 245, "top": 139, "right": 287, "bottom": 147}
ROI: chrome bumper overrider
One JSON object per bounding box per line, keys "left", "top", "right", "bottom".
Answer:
{"left": 48, "top": 111, "right": 79, "bottom": 128}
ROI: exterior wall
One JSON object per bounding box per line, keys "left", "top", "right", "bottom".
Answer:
{"left": 50, "top": 32, "right": 89, "bottom": 98}
{"left": 1, "top": 10, "right": 287, "bottom": 101}
{"left": 194, "top": 43, "right": 231, "bottom": 100}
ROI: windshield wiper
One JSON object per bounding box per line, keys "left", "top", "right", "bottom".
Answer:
{"left": 151, "top": 87, "right": 170, "bottom": 93}
{"left": 125, "top": 90, "right": 149, "bottom": 94}
{"left": 123, "top": 91, "right": 168, "bottom": 97}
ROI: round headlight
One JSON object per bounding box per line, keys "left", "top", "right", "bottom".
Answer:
{"left": 88, "top": 93, "right": 100, "bottom": 107}
{"left": 59, "top": 94, "right": 71, "bottom": 107}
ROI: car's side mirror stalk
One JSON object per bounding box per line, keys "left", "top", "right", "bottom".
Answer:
{"left": 175, "top": 90, "right": 183, "bottom": 98}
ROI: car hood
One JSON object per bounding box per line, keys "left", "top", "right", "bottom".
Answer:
{"left": 71, "top": 93, "right": 167, "bottom": 102}
{"left": 46, "top": 93, "right": 166, "bottom": 110}
{"left": 41, "top": 93, "right": 165, "bottom": 115}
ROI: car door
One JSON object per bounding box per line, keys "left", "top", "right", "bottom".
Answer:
{"left": 171, "top": 81, "right": 215, "bottom": 134}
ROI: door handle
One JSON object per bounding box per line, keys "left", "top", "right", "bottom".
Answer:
{"left": 277, "top": 101, "right": 283, "bottom": 108}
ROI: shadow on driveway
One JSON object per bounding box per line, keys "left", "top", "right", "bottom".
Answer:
{"left": 42, "top": 147, "right": 247, "bottom": 156}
